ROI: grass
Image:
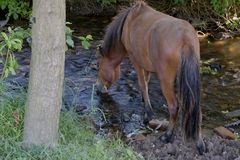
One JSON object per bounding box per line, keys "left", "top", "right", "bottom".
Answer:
{"left": 0, "top": 81, "right": 142, "bottom": 160}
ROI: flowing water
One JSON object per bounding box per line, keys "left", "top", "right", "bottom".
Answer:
{"left": 200, "top": 38, "right": 240, "bottom": 134}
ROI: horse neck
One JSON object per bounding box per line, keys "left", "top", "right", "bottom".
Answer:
{"left": 108, "top": 46, "right": 125, "bottom": 67}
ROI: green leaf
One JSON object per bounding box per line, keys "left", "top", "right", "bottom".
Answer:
{"left": 65, "top": 26, "right": 74, "bottom": 35}
{"left": 13, "top": 13, "right": 18, "bottom": 20}
{"left": 9, "top": 67, "right": 16, "bottom": 75}
{"left": 0, "top": 43, "right": 6, "bottom": 52}
{"left": 6, "top": 40, "right": 12, "bottom": 49}
{"left": 86, "top": 35, "right": 93, "bottom": 40}
{"left": 3, "top": 68, "right": 9, "bottom": 78}
{"left": 13, "top": 38, "right": 22, "bottom": 44}
{"left": 66, "top": 38, "right": 74, "bottom": 48}
{"left": 8, "top": 27, "right": 13, "bottom": 33}
{"left": 1, "top": 32, "right": 8, "bottom": 41}
{"left": 82, "top": 40, "right": 90, "bottom": 49}
{"left": 1, "top": 3, "right": 7, "bottom": 10}
{"left": 79, "top": 36, "right": 85, "bottom": 41}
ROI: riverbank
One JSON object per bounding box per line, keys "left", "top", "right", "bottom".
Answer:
{"left": 0, "top": 81, "right": 142, "bottom": 159}
{"left": 65, "top": 0, "right": 240, "bottom": 40}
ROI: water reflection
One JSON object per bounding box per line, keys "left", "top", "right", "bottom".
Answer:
{"left": 200, "top": 38, "right": 240, "bottom": 132}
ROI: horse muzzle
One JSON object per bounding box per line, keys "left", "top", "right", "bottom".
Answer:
{"left": 95, "top": 80, "right": 109, "bottom": 93}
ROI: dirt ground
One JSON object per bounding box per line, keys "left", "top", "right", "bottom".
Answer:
{"left": 132, "top": 128, "right": 240, "bottom": 160}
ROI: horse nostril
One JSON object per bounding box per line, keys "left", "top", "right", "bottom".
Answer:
{"left": 95, "top": 80, "right": 108, "bottom": 93}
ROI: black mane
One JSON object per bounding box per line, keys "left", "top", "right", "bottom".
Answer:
{"left": 101, "top": 8, "right": 131, "bottom": 55}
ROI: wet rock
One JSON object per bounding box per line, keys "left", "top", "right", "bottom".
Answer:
{"left": 225, "top": 109, "right": 240, "bottom": 118}
{"left": 166, "top": 143, "right": 177, "bottom": 155}
{"left": 122, "top": 113, "right": 131, "bottom": 122}
{"left": 225, "top": 140, "right": 240, "bottom": 148}
{"left": 225, "top": 120, "right": 240, "bottom": 132}
{"left": 214, "top": 126, "right": 236, "bottom": 140}
{"left": 211, "top": 32, "right": 232, "bottom": 40}
{"left": 233, "top": 71, "right": 240, "bottom": 79}
{"left": 148, "top": 119, "right": 169, "bottom": 131}
{"left": 131, "top": 134, "right": 146, "bottom": 141}
{"left": 212, "top": 155, "right": 225, "bottom": 160}
{"left": 75, "top": 105, "right": 87, "bottom": 113}
{"left": 208, "top": 63, "right": 222, "bottom": 71}
{"left": 207, "top": 141, "right": 214, "bottom": 152}
{"left": 8, "top": 76, "right": 28, "bottom": 88}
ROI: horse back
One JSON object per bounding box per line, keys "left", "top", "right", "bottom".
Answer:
{"left": 121, "top": 4, "right": 199, "bottom": 72}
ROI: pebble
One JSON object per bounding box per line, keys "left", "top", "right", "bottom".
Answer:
{"left": 214, "top": 126, "right": 236, "bottom": 140}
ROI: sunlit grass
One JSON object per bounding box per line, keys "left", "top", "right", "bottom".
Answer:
{"left": 0, "top": 81, "right": 142, "bottom": 160}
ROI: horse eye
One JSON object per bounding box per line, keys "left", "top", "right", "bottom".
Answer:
{"left": 96, "top": 50, "right": 103, "bottom": 59}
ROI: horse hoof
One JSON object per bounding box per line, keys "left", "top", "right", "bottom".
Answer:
{"left": 159, "top": 132, "right": 174, "bottom": 143}
{"left": 196, "top": 140, "right": 206, "bottom": 155}
{"left": 143, "top": 112, "right": 153, "bottom": 124}
{"left": 143, "top": 114, "right": 150, "bottom": 124}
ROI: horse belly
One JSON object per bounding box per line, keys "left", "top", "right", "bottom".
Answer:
{"left": 128, "top": 52, "right": 156, "bottom": 72}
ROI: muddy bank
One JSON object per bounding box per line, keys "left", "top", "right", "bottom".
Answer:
{"left": 132, "top": 129, "right": 240, "bottom": 160}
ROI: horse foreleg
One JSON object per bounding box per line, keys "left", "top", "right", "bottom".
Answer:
{"left": 132, "top": 63, "right": 153, "bottom": 122}
{"left": 144, "top": 70, "right": 151, "bottom": 83}
{"left": 158, "top": 74, "right": 179, "bottom": 143}
{"left": 142, "top": 71, "right": 153, "bottom": 122}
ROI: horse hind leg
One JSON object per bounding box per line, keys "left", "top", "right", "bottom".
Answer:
{"left": 157, "top": 66, "right": 179, "bottom": 143}
{"left": 196, "top": 112, "right": 206, "bottom": 155}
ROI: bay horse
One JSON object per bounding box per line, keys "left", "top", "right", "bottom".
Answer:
{"left": 96, "top": 1, "right": 205, "bottom": 154}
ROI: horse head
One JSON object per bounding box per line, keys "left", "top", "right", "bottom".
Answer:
{"left": 96, "top": 44, "right": 121, "bottom": 93}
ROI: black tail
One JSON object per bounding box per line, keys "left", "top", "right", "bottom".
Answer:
{"left": 179, "top": 46, "right": 201, "bottom": 141}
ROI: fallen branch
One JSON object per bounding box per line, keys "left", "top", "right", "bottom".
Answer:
{"left": 0, "top": 16, "right": 10, "bottom": 31}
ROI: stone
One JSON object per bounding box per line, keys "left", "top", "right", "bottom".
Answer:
{"left": 166, "top": 144, "right": 177, "bottom": 155}
{"left": 75, "top": 105, "right": 87, "bottom": 112}
{"left": 225, "top": 109, "right": 240, "bottom": 118}
{"left": 148, "top": 119, "right": 169, "bottom": 131}
{"left": 214, "top": 126, "right": 236, "bottom": 140}
{"left": 225, "top": 120, "right": 240, "bottom": 130}
{"left": 131, "top": 134, "right": 146, "bottom": 141}
{"left": 212, "top": 32, "right": 232, "bottom": 40}
{"left": 122, "top": 113, "right": 131, "bottom": 122}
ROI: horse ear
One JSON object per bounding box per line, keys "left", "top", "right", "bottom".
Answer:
{"left": 96, "top": 44, "right": 104, "bottom": 57}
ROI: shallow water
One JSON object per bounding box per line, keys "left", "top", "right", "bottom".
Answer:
{"left": 200, "top": 38, "right": 240, "bottom": 134}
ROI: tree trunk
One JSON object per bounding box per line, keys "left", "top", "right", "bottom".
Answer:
{"left": 23, "top": 0, "right": 65, "bottom": 147}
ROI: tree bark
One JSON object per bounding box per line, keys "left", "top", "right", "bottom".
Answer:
{"left": 23, "top": 0, "right": 65, "bottom": 147}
